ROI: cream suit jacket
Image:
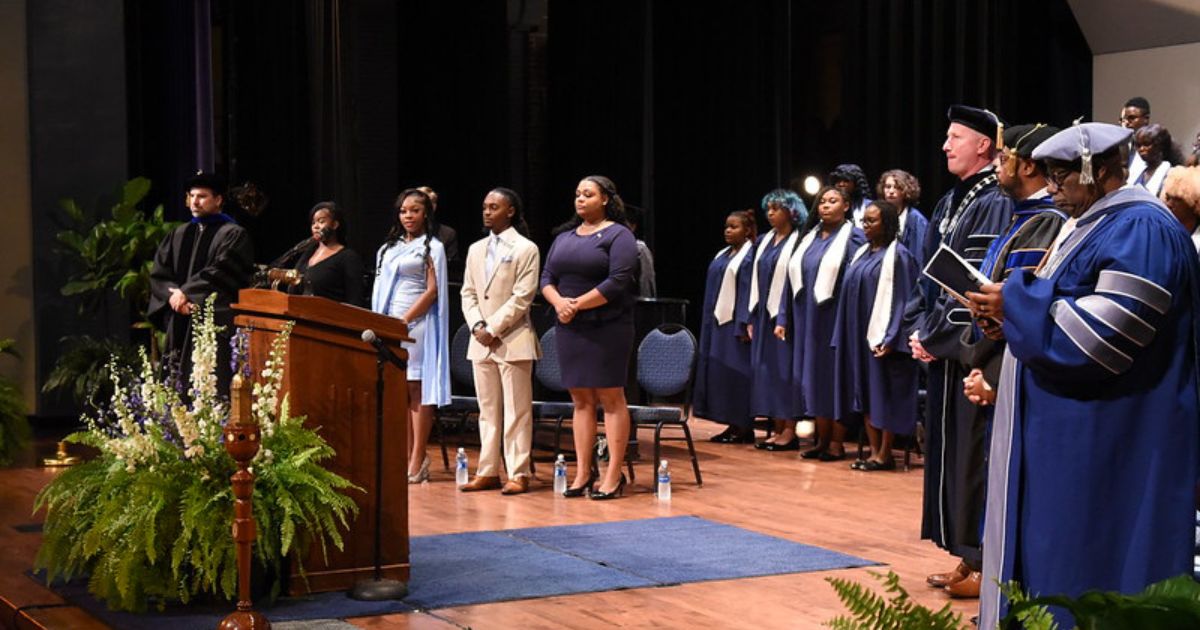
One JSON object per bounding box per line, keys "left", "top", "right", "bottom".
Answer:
{"left": 460, "top": 227, "right": 542, "bottom": 362}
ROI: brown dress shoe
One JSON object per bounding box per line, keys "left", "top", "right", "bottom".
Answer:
{"left": 926, "top": 561, "right": 970, "bottom": 587}
{"left": 944, "top": 571, "right": 981, "bottom": 599}
{"left": 501, "top": 476, "right": 530, "bottom": 495}
{"left": 459, "top": 475, "right": 501, "bottom": 492}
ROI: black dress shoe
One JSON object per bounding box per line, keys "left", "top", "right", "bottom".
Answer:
{"left": 755, "top": 440, "right": 773, "bottom": 450}
{"left": 818, "top": 450, "right": 846, "bottom": 462}
{"left": 800, "top": 447, "right": 825, "bottom": 459}
{"left": 733, "top": 430, "right": 757, "bottom": 444}
{"left": 862, "top": 459, "right": 896, "bottom": 471}
{"left": 850, "top": 458, "right": 867, "bottom": 470}
{"left": 590, "top": 474, "right": 626, "bottom": 500}
{"left": 764, "top": 437, "right": 800, "bottom": 451}
{"left": 563, "top": 471, "right": 598, "bottom": 498}
{"left": 709, "top": 427, "right": 737, "bottom": 443}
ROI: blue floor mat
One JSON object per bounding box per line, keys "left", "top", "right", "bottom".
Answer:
{"left": 34, "top": 516, "right": 876, "bottom": 628}
{"left": 506, "top": 515, "right": 877, "bottom": 584}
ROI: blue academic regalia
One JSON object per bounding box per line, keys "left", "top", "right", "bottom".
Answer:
{"left": 778, "top": 223, "right": 866, "bottom": 419}
{"left": 749, "top": 233, "right": 797, "bottom": 419}
{"left": 979, "top": 186, "right": 1200, "bottom": 628}
{"left": 901, "top": 167, "right": 1014, "bottom": 553}
{"left": 899, "top": 207, "right": 930, "bottom": 269}
{"left": 832, "top": 243, "right": 920, "bottom": 434}
{"left": 693, "top": 244, "right": 755, "bottom": 429}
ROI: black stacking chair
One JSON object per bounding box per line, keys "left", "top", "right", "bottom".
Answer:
{"left": 628, "top": 323, "right": 702, "bottom": 489}
{"left": 433, "top": 323, "right": 480, "bottom": 468}
{"left": 532, "top": 327, "right": 575, "bottom": 458}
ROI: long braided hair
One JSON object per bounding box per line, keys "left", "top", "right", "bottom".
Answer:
{"left": 552, "top": 175, "right": 627, "bottom": 235}
{"left": 488, "top": 187, "right": 531, "bottom": 237}
{"left": 829, "top": 163, "right": 870, "bottom": 207}
{"left": 383, "top": 188, "right": 435, "bottom": 265}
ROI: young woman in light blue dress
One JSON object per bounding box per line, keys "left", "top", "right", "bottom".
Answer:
{"left": 372, "top": 188, "right": 450, "bottom": 483}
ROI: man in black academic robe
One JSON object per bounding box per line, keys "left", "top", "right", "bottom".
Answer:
{"left": 148, "top": 172, "right": 254, "bottom": 390}
{"left": 903, "top": 105, "right": 1014, "bottom": 598}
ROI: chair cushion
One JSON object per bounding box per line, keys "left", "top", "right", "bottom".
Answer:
{"left": 444, "top": 396, "right": 479, "bottom": 413}
{"left": 628, "top": 404, "right": 683, "bottom": 424}
{"left": 637, "top": 328, "right": 696, "bottom": 396}
{"left": 533, "top": 401, "right": 575, "bottom": 418}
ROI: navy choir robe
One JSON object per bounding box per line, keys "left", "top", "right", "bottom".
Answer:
{"left": 693, "top": 243, "right": 755, "bottom": 429}
{"left": 899, "top": 207, "right": 930, "bottom": 269}
{"left": 901, "top": 167, "right": 1014, "bottom": 557}
{"left": 832, "top": 242, "right": 920, "bottom": 434}
{"left": 778, "top": 223, "right": 867, "bottom": 419}
{"left": 980, "top": 186, "right": 1200, "bottom": 628}
{"left": 749, "top": 233, "right": 797, "bottom": 419}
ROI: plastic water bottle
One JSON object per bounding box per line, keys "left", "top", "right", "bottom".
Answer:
{"left": 455, "top": 448, "right": 469, "bottom": 486}
{"left": 553, "top": 454, "right": 568, "bottom": 495}
{"left": 657, "top": 459, "right": 671, "bottom": 501}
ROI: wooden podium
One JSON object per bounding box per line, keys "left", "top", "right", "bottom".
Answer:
{"left": 232, "top": 288, "right": 411, "bottom": 595}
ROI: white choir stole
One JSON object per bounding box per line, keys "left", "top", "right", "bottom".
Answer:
{"left": 747, "top": 229, "right": 800, "bottom": 318}
{"left": 788, "top": 222, "right": 854, "bottom": 304}
{"left": 713, "top": 242, "right": 752, "bottom": 325}
{"left": 849, "top": 242, "right": 899, "bottom": 349}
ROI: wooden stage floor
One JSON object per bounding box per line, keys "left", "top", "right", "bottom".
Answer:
{"left": 1, "top": 419, "right": 977, "bottom": 629}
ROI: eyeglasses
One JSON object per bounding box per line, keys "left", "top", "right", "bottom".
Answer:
{"left": 1047, "top": 169, "right": 1074, "bottom": 188}
{"left": 1119, "top": 114, "right": 1146, "bottom": 123}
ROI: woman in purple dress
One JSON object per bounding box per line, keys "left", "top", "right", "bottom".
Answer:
{"left": 748, "top": 189, "right": 807, "bottom": 451}
{"left": 540, "top": 175, "right": 639, "bottom": 500}
{"left": 776, "top": 186, "right": 865, "bottom": 461}
{"left": 832, "top": 200, "right": 920, "bottom": 471}
{"left": 694, "top": 210, "right": 757, "bottom": 443}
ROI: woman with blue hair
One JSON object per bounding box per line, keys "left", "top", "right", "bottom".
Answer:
{"left": 748, "top": 188, "right": 808, "bottom": 450}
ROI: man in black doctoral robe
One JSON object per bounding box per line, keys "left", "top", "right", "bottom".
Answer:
{"left": 903, "top": 105, "right": 1014, "bottom": 598}
{"left": 148, "top": 171, "right": 254, "bottom": 390}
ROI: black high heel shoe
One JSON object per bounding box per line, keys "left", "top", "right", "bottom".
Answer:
{"left": 563, "top": 471, "right": 598, "bottom": 498}
{"left": 590, "top": 474, "right": 627, "bottom": 500}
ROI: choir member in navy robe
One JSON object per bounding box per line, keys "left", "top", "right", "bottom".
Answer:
{"left": 832, "top": 201, "right": 919, "bottom": 471}
{"left": 148, "top": 171, "right": 254, "bottom": 393}
{"left": 776, "top": 186, "right": 866, "bottom": 460}
{"left": 830, "top": 163, "right": 872, "bottom": 228}
{"left": 694, "top": 210, "right": 758, "bottom": 444}
{"left": 877, "top": 169, "right": 930, "bottom": 268}
{"left": 972, "top": 123, "right": 1200, "bottom": 629}
{"left": 903, "top": 105, "right": 1014, "bottom": 593}
{"left": 1161, "top": 165, "right": 1200, "bottom": 253}
{"left": 748, "top": 189, "right": 808, "bottom": 450}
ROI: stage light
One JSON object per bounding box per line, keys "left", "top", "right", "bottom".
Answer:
{"left": 803, "top": 176, "right": 820, "bottom": 196}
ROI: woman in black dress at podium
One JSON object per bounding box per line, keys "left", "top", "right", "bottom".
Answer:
{"left": 288, "top": 201, "right": 366, "bottom": 306}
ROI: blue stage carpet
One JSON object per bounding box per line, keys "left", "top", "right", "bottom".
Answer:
{"left": 34, "top": 516, "right": 876, "bottom": 628}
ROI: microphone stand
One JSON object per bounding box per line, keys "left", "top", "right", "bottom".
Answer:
{"left": 349, "top": 341, "right": 408, "bottom": 601}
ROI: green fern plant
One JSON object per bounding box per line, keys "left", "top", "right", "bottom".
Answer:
{"left": 0, "top": 339, "right": 32, "bottom": 466}
{"left": 999, "top": 574, "right": 1200, "bottom": 629}
{"left": 825, "top": 570, "right": 967, "bottom": 630}
{"left": 33, "top": 303, "right": 359, "bottom": 611}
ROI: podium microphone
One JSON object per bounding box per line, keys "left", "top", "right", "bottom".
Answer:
{"left": 362, "top": 329, "right": 406, "bottom": 369}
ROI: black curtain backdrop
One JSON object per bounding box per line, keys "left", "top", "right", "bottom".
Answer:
{"left": 122, "top": 0, "right": 1090, "bottom": 333}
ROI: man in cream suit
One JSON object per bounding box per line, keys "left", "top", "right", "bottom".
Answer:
{"left": 459, "top": 188, "right": 542, "bottom": 494}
